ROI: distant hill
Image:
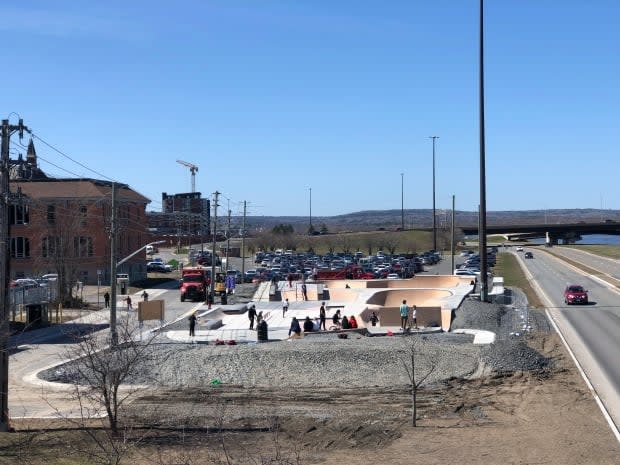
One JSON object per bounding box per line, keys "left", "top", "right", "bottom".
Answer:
{"left": 245, "top": 209, "right": 620, "bottom": 233}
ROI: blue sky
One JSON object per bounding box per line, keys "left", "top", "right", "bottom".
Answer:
{"left": 3, "top": 1, "right": 619, "bottom": 217}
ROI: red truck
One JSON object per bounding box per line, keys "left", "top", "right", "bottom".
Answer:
{"left": 180, "top": 267, "right": 211, "bottom": 302}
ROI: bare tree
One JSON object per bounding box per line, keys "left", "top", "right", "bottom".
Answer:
{"left": 400, "top": 336, "right": 440, "bottom": 427}
{"left": 54, "top": 319, "right": 166, "bottom": 430}
{"left": 29, "top": 199, "right": 93, "bottom": 306}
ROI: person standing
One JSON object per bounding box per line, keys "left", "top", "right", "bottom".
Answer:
{"left": 248, "top": 304, "right": 257, "bottom": 330}
{"left": 189, "top": 312, "right": 197, "bottom": 337}
{"left": 103, "top": 291, "right": 110, "bottom": 308}
{"left": 301, "top": 283, "right": 308, "bottom": 301}
{"left": 256, "top": 311, "right": 264, "bottom": 326}
{"left": 319, "top": 302, "right": 326, "bottom": 331}
{"left": 282, "top": 298, "right": 289, "bottom": 318}
{"left": 126, "top": 295, "right": 133, "bottom": 311}
{"left": 370, "top": 311, "right": 379, "bottom": 327}
{"left": 141, "top": 290, "right": 149, "bottom": 301}
{"left": 412, "top": 305, "right": 418, "bottom": 329}
{"left": 399, "top": 299, "right": 409, "bottom": 331}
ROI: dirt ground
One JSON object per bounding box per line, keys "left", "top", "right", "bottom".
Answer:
{"left": 5, "top": 322, "right": 619, "bottom": 465}
{"left": 115, "top": 329, "right": 618, "bottom": 465}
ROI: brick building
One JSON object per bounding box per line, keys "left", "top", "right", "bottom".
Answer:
{"left": 9, "top": 140, "right": 150, "bottom": 287}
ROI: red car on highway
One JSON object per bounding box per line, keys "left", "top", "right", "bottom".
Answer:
{"left": 564, "top": 285, "right": 589, "bottom": 305}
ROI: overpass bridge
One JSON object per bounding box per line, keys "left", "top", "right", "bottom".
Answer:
{"left": 460, "top": 221, "right": 620, "bottom": 244}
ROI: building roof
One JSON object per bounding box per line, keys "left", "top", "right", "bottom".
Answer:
{"left": 11, "top": 178, "right": 150, "bottom": 204}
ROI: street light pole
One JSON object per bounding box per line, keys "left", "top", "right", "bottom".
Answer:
{"left": 479, "top": 0, "right": 489, "bottom": 302}
{"left": 309, "top": 187, "right": 312, "bottom": 233}
{"left": 400, "top": 173, "right": 404, "bottom": 230}
{"left": 430, "top": 136, "right": 439, "bottom": 250}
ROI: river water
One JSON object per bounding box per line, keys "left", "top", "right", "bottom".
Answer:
{"left": 529, "top": 234, "right": 620, "bottom": 246}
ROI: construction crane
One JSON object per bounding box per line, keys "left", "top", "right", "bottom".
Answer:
{"left": 177, "top": 159, "right": 199, "bottom": 193}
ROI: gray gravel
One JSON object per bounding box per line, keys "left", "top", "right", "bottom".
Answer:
{"left": 40, "top": 295, "right": 552, "bottom": 389}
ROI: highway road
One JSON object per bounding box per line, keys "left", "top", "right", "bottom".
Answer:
{"left": 516, "top": 246, "right": 620, "bottom": 436}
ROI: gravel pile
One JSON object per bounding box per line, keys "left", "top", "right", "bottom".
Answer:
{"left": 40, "top": 297, "right": 552, "bottom": 389}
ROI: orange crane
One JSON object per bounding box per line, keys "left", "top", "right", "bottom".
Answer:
{"left": 176, "top": 159, "right": 198, "bottom": 193}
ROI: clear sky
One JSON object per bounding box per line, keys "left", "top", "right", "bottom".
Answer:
{"left": 3, "top": 1, "right": 619, "bottom": 217}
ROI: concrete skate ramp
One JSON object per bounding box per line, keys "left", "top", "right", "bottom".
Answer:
{"left": 365, "top": 289, "right": 452, "bottom": 307}
{"left": 323, "top": 275, "right": 469, "bottom": 290}
{"left": 324, "top": 288, "right": 358, "bottom": 301}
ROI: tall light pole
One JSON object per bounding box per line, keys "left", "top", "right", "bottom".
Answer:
{"left": 430, "top": 136, "right": 439, "bottom": 250}
{"left": 400, "top": 173, "right": 404, "bottom": 231}
{"left": 309, "top": 187, "right": 312, "bottom": 233}
{"left": 479, "top": 0, "right": 489, "bottom": 302}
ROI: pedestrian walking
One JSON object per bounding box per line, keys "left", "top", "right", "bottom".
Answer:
{"left": 399, "top": 299, "right": 409, "bottom": 331}
{"left": 189, "top": 312, "right": 197, "bottom": 337}
{"left": 126, "top": 295, "right": 133, "bottom": 311}
{"left": 103, "top": 291, "right": 110, "bottom": 308}
{"left": 301, "top": 283, "right": 308, "bottom": 301}
{"left": 288, "top": 273, "right": 294, "bottom": 288}
{"left": 282, "top": 298, "right": 289, "bottom": 318}
{"left": 248, "top": 304, "right": 257, "bottom": 330}
{"left": 141, "top": 290, "right": 149, "bottom": 301}
{"left": 319, "top": 302, "right": 326, "bottom": 330}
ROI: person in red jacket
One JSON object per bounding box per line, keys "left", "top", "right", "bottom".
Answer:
{"left": 349, "top": 315, "right": 358, "bottom": 329}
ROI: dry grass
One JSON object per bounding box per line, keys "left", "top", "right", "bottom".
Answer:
{"left": 494, "top": 252, "right": 545, "bottom": 308}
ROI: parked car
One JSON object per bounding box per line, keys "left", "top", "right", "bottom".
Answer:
{"left": 516, "top": 246, "right": 524, "bottom": 252}
{"left": 564, "top": 285, "right": 588, "bottom": 305}
{"left": 244, "top": 269, "right": 258, "bottom": 282}
{"left": 12, "top": 278, "right": 41, "bottom": 289}
{"left": 147, "top": 261, "right": 172, "bottom": 273}
{"left": 386, "top": 273, "right": 400, "bottom": 279}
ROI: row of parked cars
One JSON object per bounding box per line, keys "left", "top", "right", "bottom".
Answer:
{"left": 10, "top": 274, "right": 58, "bottom": 289}
{"left": 249, "top": 249, "right": 440, "bottom": 282}
{"left": 454, "top": 249, "right": 497, "bottom": 276}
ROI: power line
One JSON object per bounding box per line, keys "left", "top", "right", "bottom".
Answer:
{"left": 31, "top": 134, "right": 115, "bottom": 182}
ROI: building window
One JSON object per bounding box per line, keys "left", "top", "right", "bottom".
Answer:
{"left": 80, "top": 206, "right": 87, "bottom": 227}
{"left": 10, "top": 237, "right": 30, "bottom": 258}
{"left": 47, "top": 205, "right": 56, "bottom": 225}
{"left": 42, "top": 236, "right": 60, "bottom": 258}
{"left": 9, "top": 205, "right": 29, "bottom": 225}
{"left": 74, "top": 236, "right": 93, "bottom": 257}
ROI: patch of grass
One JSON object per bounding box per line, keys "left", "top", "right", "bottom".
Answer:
{"left": 561, "top": 244, "right": 620, "bottom": 259}
{"left": 494, "top": 252, "right": 544, "bottom": 308}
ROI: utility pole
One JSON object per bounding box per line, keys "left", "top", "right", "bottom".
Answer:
{"left": 430, "top": 136, "right": 439, "bottom": 251}
{"left": 225, "top": 208, "right": 231, "bottom": 272}
{"left": 451, "top": 195, "right": 455, "bottom": 275}
{"left": 210, "top": 191, "right": 220, "bottom": 304}
{"left": 1, "top": 117, "right": 29, "bottom": 432}
{"left": 109, "top": 182, "right": 119, "bottom": 347}
{"left": 401, "top": 173, "right": 404, "bottom": 231}
{"left": 241, "top": 201, "right": 247, "bottom": 277}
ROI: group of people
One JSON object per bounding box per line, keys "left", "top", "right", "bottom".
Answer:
{"left": 399, "top": 299, "right": 418, "bottom": 331}
{"left": 330, "top": 309, "right": 358, "bottom": 329}
{"left": 247, "top": 304, "right": 264, "bottom": 330}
